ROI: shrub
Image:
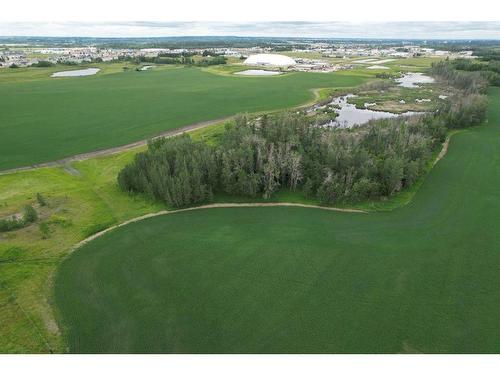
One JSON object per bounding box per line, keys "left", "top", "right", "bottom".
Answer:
{"left": 23, "top": 205, "right": 38, "bottom": 224}
{"left": 0, "top": 217, "right": 23, "bottom": 232}
{"left": 32, "top": 60, "right": 54, "bottom": 68}
{"left": 36, "top": 193, "right": 47, "bottom": 207}
{"left": 39, "top": 222, "right": 51, "bottom": 239}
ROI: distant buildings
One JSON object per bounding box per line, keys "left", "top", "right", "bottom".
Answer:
{"left": 0, "top": 43, "right": 477, "bottom": 69}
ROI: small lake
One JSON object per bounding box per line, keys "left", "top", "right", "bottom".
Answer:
{"left": 51, "top": 68, "right": 100, "bottom": 77}
{"left": 319, "top": 95, "right": 421, "bottom": 128}
{"left": 234, "top": 69, "right": 282, "bottom": 76}
{"left": 396, "top": 73, "right": 435, "bottom": 88}
{"left": 367, "top": 65, "right": 390, "bottom": 70}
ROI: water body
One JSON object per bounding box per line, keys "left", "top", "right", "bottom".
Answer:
{"left": 396, "top": 73, "right": 435, "bottom": 88}
{"left": 140, "top": 65, "right": 154, "bottom": 71}
{"left": 51, "top": 68, "right": 100, "bottom": 77}
{"left": 353, "top": 58, "right": 379, "bottom": 64}
{"left": 367, "top": 65, "right": 390, "bottom": 70}
{"left": 374, "top": 59, "right": 395, "bottom": 64}
{"left": 321, "top": 95, "right": 421, "bottom": 128}
{"left": 234, "top": 69, "right": 282, "bottom": 76}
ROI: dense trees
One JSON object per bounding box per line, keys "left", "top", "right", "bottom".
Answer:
{"left": 137, "top": 54, "right": 226, "bottom": 67}
{"left": 119, "top": 112, "right": 445, "bottom": 208}
{"left": 0, "top": 205, "right": 38, "bottom": 232}
{"left": 31, "top": 60, "right": 54, "bottom": 67}
{"left": 138, "top": 55, "right": 194, "bottom": 65}
{"left": 431, "top": 60, "right": 490, "bottom": 128}
{"left": 431, "top": 60, "right": 489, "bottom": 93}
{"left": 118, "top": 60, "right": 489, "bottom": 208}
{"left": 447, "top": 58, "right": 500, "bottom": 86}
{"left": 195, "top": 56, "right": 227, "bottom": 66}
{"left": 118, "top": 136, "right": 217, "bottom": 207}
{"left": 440, "top": 94, "right": 489, "bottom": 129}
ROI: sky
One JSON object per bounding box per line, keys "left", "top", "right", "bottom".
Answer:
{"left": 1, "top": 0, "right": 499, "bottom": 39}
{"left": 1, "top": 21, "right": 500, "bottom": 39}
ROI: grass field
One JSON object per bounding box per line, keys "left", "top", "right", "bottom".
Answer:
{"left": 0, "top": 116, "right": 424, "bottom": 354}
{"left": 0, "top": 65, "right": 366, "bottom": 170}
{"left": 0, "top": 147, "right": 164, "bottom": 352}
{"left": 53, "top": 88, "right": 500, "bottom": 353}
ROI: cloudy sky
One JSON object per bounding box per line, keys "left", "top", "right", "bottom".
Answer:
{"left": 1, "top": 21, "right": 499, "bottom": 39}
{"left": 1, "top": 0, "right": 499, "bottom": 39}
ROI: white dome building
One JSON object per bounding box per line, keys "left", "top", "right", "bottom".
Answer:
{"left": 244, "top": 54, "right": 296, "bottom": 67}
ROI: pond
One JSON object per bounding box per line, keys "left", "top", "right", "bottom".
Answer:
{"left": 51, "top": 68, "right": 100, "bottom": 77}
{"left": 396, "top": 73, "right": 435, "bottom": 88}
{"left": 318, "top": 95, "right": 421, "bottom": 128}
{"left": 366, "top": 65, "right": 390, "bottom": 70}
{"left": 234, "top": 69, "right": 282, "bottom": 76}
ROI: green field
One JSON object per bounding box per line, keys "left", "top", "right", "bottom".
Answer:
{"left": 0, "top": 65, "right": 365, "bottom": 170}
{"left": 53, "top": 88, "right": 500, "bottom": 353}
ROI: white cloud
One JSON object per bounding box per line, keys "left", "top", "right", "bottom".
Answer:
{"left": 1, "top": 0, "right": 499, "bottom": 23}
{"left": 1, "top": 21, "right": 499, "bottom": 39}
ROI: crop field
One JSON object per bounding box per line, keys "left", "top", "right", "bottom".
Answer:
{"left": 53, "top": 88, "right": 500, "bottom": 353}
{"left": 0, "top": 65, "right": 366, "bottom": 170}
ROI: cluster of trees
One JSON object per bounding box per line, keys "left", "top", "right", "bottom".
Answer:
{"left": 158, "top": 52, "right": 195, "bottom": 58}
{"left": 136, "top": 54, "right": 227, "bottom": 67}
{"left": 431, "top": 60, "right": 489, "bottom": 128}
{"left": 137, "top": 55, "right": 194, "bottom": 65}
{"left": 118, "top": 60, "right": 490, "bottom": 208}
{"left": 431, "top": 60, "right": 489, "bottom": 93}
{"left": 448, "top": 58, "right": 500, "bottom": 86}
{"left": 195, "top": 56, "right": 227, "bottom": 66}
{"left": 0, "top": 205, "right": 38, "bottom": 232}
{"left": 202, "top": 50, "right": 224, "bottom": 57}
{"left": 438, "top": 94, "right": 489, "bottom": 129}
{"left": 375, "top": 72, "right": 398, "bottom": 79}
{"left": 472, "top": 48, "right": 500, "bottom": 62}
{"left": 119, "top": 112, "right": 446, "bottom": 208}
{"left": 119, "top": 136, "right": 217, "bottom": 207}
{"left": 31, "top": 60, "right": 54, "bottom": 68}
{"left": 58, "top": 60, "right": 79, "bottom": 66}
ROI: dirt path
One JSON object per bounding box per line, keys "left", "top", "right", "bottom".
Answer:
{"left": 70, "top": 202, "right": 365, "bottom": 253}
{"left": 0, "top": 116, "right": 233, "bottom": 176}
{"left": 433, "top": 135, "right": 451, "bottom": 166}
{"left": 0, "top": 87, "right": 330, "bottom": 177}
{"left": 69, "top": 131, "right": 454, "bottom": 254}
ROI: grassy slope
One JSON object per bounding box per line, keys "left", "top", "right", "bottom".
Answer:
{"left": 0, "top": 128, "right": 444, "bottom": 354}
{"left": 53, "top": 88, "right": 500, "bottom": 353}
{"left": 0, "top": 150, "right": 163, "bottom": 352}
{"left": 0, "top": 66, "right": 364, "bottom": 170}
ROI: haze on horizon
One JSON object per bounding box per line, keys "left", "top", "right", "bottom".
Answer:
{"left": 1, "top": 21, "right": 500, "bottom": 40}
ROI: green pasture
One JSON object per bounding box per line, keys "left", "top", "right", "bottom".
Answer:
{"left": 54, "top": 89, "right": 500, "bottom": 353}
{"left": 0, "top": 65, "right": 365, "bottom": 170}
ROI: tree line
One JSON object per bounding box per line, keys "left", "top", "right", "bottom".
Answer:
{"left": 118, "top": 113, "right": 446, "bottom": 207}
{"left": 137, "top": 55, "right": 227, "bottom": 67}
{"left": 0, "top": 205, "right": 38, "bottom": 232}
{"left": 431, "top": 60, "right": 489, "bottom": 128}
{"left": 447, "top": 58, "right": 500, "bottom": 86}
{"left": 118, "top": 61, "right": 489, "bottom": 208}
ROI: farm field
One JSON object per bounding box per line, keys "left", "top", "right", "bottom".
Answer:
{"left": 54, "top": 88, "right": 500, "bottom": 353}
{"left": 0, "top": 65, "right": 366, "bottom": 170}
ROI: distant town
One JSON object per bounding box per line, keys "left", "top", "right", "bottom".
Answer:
{"left": 0, "top": 40, "right": 477, "bottom": 72}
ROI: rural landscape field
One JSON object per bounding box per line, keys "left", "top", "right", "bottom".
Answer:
{"left": 54, "top": 88, "right": 500, "bottom": 353}
{"left": 1, "top": 26, "right": 500, "bottom": 356}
